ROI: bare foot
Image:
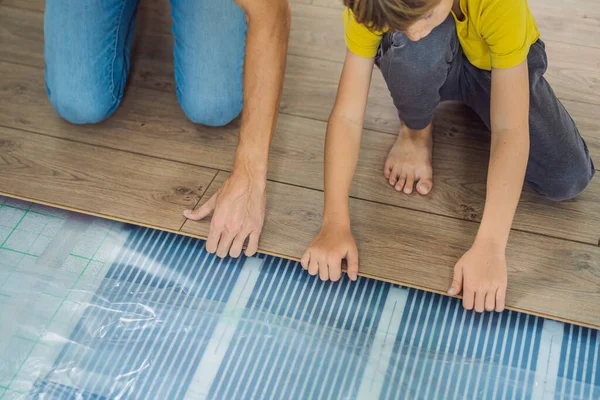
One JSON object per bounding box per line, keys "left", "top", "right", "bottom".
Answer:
{"left": 384, "top": 122, "right": 433, "bottom": 195}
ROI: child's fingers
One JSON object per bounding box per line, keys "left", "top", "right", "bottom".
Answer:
{"left": 319, "top": 260, "right": 329, "bottom": 281}
{"left": 308, "top": 256, "right": 319, "bottom": 276}
{"left": 495, "top": 286, "right": 506, "bottom": 312}
{"left": 485, "top": 290, "right": 496, "bottom": 312}
{"left": 346, "top": 247, "right": 359, "bottom": 281}
{"left": 328, "top": 256, "right": 342, "bottom": 282}
{"left": 474, "top": 291, "right": 486, "bottom": 313}
{"left": 447, "top": 264, "right": 463, "bottom": 296}
{"left": 300, "top": 250, "right": 310, "bottom": 270}
{"left": 462, "top": 290, "right": 475, "bottom": 310}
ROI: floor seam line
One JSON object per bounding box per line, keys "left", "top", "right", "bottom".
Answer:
{"left": 177, "top": 171, "right": 220, "bottom": 231}
{"left": 0, "top": 124, "right": 598, "bottom": 247}
{"left": 0, "top": 57, "right": 599, "bottom": 143}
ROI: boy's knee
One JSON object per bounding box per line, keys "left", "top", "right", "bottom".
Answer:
{"left": 178, "top": 90, "right": 242, "bottom": 127}
{"left": 534, "top": 168, "right": 595, "bottom": 202}
{"left": 47, "top": 76, "right": 117, "bottom": 125}
{"left": 386, "top": 15, "right": 456, "bottom": 67}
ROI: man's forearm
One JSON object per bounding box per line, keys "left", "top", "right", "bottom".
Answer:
{"left": 477, "top": 129, "right": 529, "bottom": 247}
{"left": 234, "top": 1, "right": 291, "bottom": 177}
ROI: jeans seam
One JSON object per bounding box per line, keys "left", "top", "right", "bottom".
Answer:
{"left": 109, "top": 0, "right": 128, "bottom": 103}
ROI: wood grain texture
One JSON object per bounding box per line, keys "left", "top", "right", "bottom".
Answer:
{"left": 3, "top": 2, "right": 599, "bottom": 108}
{"left": 1, "top": 61, "right": 598, "bottom": 245}
{"left": 0, "top": 127, "right": 217, "bottom": 230}
{"left": 182, "top": 172, "right": 600, "bottom": 329}
{"left": 0, "top": 0, "right": 599, "bottom": 329}
{"left": 287, "top": 3, "right": 600, "bottom": 104}
{"left": 2, "top": 5, "right": 598, "bottom": 162}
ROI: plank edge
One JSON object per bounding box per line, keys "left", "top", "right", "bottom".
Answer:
{"left": 1, "top": 189, "right": 597, "bottom": 331}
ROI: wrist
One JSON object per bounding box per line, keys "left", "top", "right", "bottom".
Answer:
{"left": 474, "top": 230, "right": 508, "bottom": 251}
{"left": 322, "top": 208, "right": 350, "bottom": 230}
{"left": 232, "top": 149, "right": 268, "bottom": 181}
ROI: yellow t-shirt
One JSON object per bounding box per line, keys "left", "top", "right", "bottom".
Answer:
{"left": 343, "top": 0, "right": 540, "bottom": 70}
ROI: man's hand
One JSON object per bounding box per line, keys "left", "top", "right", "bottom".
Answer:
{"left": 184, "top": 172, "right": 266, "bottom": 258}
{"left": 301, "top": 224, "right": 359, "bottom": 282}
{"left": 185, "top": 0, "right": 288, "bottom": 259}
{"left": 447, "top": 240, "right": 507, "bottom": 313}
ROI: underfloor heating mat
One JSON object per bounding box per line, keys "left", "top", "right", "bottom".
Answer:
{"left": 0, "top": 195, "right": 597, "bottom": 400}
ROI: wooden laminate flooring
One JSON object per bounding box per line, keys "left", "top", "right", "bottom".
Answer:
{"left": 0, "top": 0, "right": 599, "bottom": 328}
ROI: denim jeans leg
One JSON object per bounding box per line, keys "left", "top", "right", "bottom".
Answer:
{"left": 44, "top": 0, "right": 141, "bottom": 124}
{"left": 171, "top": 0, "right": 247, "bottom": 127}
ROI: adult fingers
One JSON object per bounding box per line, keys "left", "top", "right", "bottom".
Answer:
{"left": 244, "top": 231, "right": 260, "bottom": 257}
{"left": 216, "top": 230, "right": 236, "bottom": 258}
{"left": 183, "top": 194, "right": 217, "bottom": 221}
{"left": 229, "top": 231, "right": 249, "bottom": 258}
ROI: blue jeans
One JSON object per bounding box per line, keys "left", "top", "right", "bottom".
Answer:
{"left": 44, "top": 0, "right": 247, "bottom": 126}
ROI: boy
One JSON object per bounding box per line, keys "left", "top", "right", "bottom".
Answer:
{"left": 300, "top": 0, "right": 594, "bottom": 312}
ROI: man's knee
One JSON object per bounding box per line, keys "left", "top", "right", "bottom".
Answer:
{"left": 46, "top": 75, "right": 118, "bottom": 125}
{"left": 178, "top": 89, "right": 242, "bottom": 127}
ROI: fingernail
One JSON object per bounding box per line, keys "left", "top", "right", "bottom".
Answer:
{"left": 448, "top": 288, "right": 456, "bottom": 295}
{"left": 183, "top": 210, "right": 191, "bottom": 217}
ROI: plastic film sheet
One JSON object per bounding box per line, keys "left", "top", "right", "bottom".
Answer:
{"left": 0, "top": 196, "right": 598, "bottom": 399}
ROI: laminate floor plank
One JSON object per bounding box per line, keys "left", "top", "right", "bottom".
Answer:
{"left": 2, "top": 5, "right": 599, "bottom": 163}
{"left": 3, "top": 3, "right": 599, "bottom": 108}
{"left": 5, "top": 0, "right": 599, "bottom": 50}
{"left": 0, "top": 127, "right": 218, "bottom": 230}
{"left": 1, "top": 61, "right": 598, "bottom": 245}
{"left": 1, "top": 0, "right": 599, "bottom": 329}
{"left": 182, "top": 172, "right": 600, "bottom": 329}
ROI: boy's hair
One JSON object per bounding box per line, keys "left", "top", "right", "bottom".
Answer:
{"left": 343, "top": 0, "right": 441, "bottom": 32}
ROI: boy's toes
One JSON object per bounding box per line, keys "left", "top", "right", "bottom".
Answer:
{"left": 389, "top": 166, "right": 399, "bottom": 185}
{"left": 417, "top": 178, "right": 433, "bottom": 195}
{"left": 384, "top": 161, "right": 392, "bottom": 179}
{"left": 395, "top": 174, "right": 406, "bottom": 192}
{"left": 404, "top": 174, "right": 415, "bottom": 194}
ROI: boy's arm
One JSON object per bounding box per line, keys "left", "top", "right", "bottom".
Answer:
{"left": 448, "top": 60, "right": 530, "bottom": 312}
{"left": 300, "top": 49, "right": 375, "bottom": 281}
{"left": 184, "top": 0, "right": 290, "bottom": 258}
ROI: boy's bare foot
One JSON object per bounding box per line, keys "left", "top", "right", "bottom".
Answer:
{"left": 384, "top": 122, "right": 433, "bottom": 195}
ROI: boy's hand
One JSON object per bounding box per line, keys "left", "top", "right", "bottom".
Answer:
{"left": 301, "top": 224, "right": 359, "bottom": 282}
{"left": 447, "top": 240, "right": 507, "bottom": 312}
